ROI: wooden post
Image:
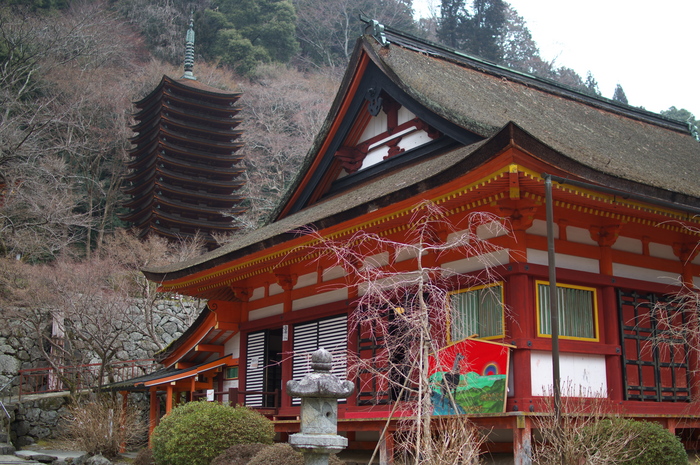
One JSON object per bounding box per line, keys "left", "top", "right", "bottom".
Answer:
{"left": 379, "top": 431, "right": 394, "bottom": 465}
{"left": 119, "top": 391, "right": 128, "bottom": 453}
{"left": 166, "top": 384, "right": 174, "bottom": 414}
{"left": 513, "top": 415, "right": 532, "bottom": 465}
{"left": 149, "top": 388, "right": 158, "bottom": 444}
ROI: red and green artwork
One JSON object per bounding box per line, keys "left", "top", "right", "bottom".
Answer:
{"left": 428, "top": 338, "right": 512, "bottom": 415}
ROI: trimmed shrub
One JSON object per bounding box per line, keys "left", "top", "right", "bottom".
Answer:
{"left": 587, "top": 418, "right": 688, "bottom": 465}
{"left": 624, "top": 420, "right": 688, "bottom": 465}
{"left": 151, "top": 402, "right": 274, "bottom": 465}
{"left": 247, "top": 444, "right": 345, "bottom": 465}
{"left": 211, "top": 444, "right": 268, "bottom": 465}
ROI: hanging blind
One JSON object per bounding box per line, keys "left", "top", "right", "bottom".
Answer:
{"left": 291, "top": 314, "right": 348, "bottom": 405}
{"left": 245, "top": 331, "right": 266, "bottom": 407}
{"left": 538, "top": 282, "right": 596, "bottom": 340}
{"left": 450, "top": 284, "right": 504, "bottom": 340}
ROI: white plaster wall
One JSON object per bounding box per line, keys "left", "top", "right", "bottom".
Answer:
{"left": 477, "top": 221, "right": 509, "bottom": 240}
{"left": 527, "top": 219, "right": 558, "bottom": 238}
{"left": 566, "top": 226, "right": 598, "bottom": 246}
{"left": 649, "top": 242, "right": 676, "bottom": 260}
{"left": 397, "top": 106, "right": 415, "bottom": 125}
{"left": 292, "top": 288, "right": 348, "bottom": 311}
{"left": 323, "top": 266, "right": 346, "bottom": 281}
{"left": 611, "top": 236, "right": 643, "bottom": 254}
{"left": 294, "top": 272, "right": 318, "bottom": 289}
{"left": 527, "top": 249, "right": 600, "bottom": 274}
{"left": 612, "top": 263, "right": 680, "bottom": 285}
{"left": 365, "top": 251, "right": 390, "bottom": 268}
{"left": 362, "top": 146, "right": 390, "bottom": 169}
{"left": 400, "top": 130, "right": 432, "bottom": 151}
{"left": 248, "top": 303, "right": 284, "bottom": 321}
{"left": 269, "top": 282, "right": 283, "bottom": 296}
{"left": 224, "top": 332, "right": 240, "bottom": 359}
{"left": 441, "top": 249, "right": 510, "bottom": 276}
{"left": 530, "top": 351, "right": 607, "bottom": 397}
{"left": 249, "top": 286, "right": 265, "bottom": 301}
{"left": 360, "top": 111, "right": 386, "bottom": 142}
{"left": 395, "top": 245, "right": 422, "bottom": 262}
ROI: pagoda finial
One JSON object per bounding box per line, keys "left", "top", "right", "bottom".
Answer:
{"left": 182, "top": 14, "right": 196, "bottom": 80}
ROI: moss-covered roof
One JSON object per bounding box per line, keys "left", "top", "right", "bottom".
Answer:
{"left": 143, "top": 29, "right": 699, "bottom": 283}
{"left": 367, "top": 32, "right": 699, "bottom": 198}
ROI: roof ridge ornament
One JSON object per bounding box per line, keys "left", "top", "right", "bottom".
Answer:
{"left": 359, "top": 14, "right": 388, "bottom": 46}
{"left": 182, "top": 14, "right": 196, "bottom": 80}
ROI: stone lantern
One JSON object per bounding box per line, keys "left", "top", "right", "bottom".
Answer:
{"left": 286, "top": 348, "right": 354, "bottom": 465}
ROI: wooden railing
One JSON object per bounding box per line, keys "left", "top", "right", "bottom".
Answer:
{"left": 192, "top": 387, "right": 281, "bottom": 415}
{"left": 18, "top": 359, "right": 158, "bottom": 398}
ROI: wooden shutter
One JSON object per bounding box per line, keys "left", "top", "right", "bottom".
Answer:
{"left": 291, "top": 314, "right": 347, "bottom": 405}
{"left": 245, "top": 331, "right": 266, "bottom": 407}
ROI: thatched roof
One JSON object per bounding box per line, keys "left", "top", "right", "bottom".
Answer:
{"left": 143, "top": 28, "right": 699, "bottom": 282}
{"left": 368, "top": 29, "right": 699, "bottom": 198}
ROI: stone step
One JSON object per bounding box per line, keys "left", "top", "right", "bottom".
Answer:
{"left": 0, "top": 445, "right": 15, "bottom": 456}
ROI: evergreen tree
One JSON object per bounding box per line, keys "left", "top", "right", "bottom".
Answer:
{"left": 612, "top": 84, "right": 628, "bottom": 105}
{"left": 196, "top": 0, "right": 299, "bottom": 75}
{"left": 584, "top": 71, "right": 601, "bottom": 96}
{"left": 437, "top": 0, "right": 507, "bottom": 62}
{"left": 437, "top": 0, "right": 465, "bottom": 48}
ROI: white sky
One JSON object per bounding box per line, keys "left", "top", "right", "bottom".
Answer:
{"left": 413, "top": 0, "right": 700, "bottom": 119}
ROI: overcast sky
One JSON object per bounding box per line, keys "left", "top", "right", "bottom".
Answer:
{"left": 413, "top": 0, "right": 700, "bottom": 120}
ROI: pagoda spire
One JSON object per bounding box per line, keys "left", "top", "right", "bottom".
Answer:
{"left": 182, "top": 15, "right": 196, "bottom": 80}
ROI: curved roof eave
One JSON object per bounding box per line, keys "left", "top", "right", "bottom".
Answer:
{"left": 142, "top": 120, "right": 700, "bottom": 287}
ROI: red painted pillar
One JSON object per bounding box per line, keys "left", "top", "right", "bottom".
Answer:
{"left": 508, "top": 273, "right": 533, "bottom": 401}
{"left": 601, "top": 285, "right": 624, "bottom": 401}
{"left": 148, "top": 388, "right": 158, "bottom": 445}
{"left": 165, "top": 384, "right": 174, "bottom": 413}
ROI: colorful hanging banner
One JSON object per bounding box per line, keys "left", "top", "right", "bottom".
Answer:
{"left": 428, "top": 338, "right": 513, "bottom": 415}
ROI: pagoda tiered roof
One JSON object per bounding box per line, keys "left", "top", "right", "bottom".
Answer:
{"left": 121, "top": 75, "right": 246, "bottom": 248}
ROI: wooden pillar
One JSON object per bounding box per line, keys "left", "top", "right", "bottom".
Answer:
{"left": 673, "top": 243, "right": 700, "bottom": 399}
{"left": 495, "top": 198, "right": 538, "bottom": 264}
{"left": 513, "top": 415, "right": 532, "bottom": 465}
{"left": 508, "top": 273, "right": 533, "bottom": 400}
{"left": 149, "top": 388, "right": 158, "bottom": 442}
{"left": 275, "top": 272, "right": 297, "bottom": 313}
{"left": 602, "top": 285, "right": 624, "bottom": 401}
{"left": 165, "top": 384, "right": 174, "bottom": 414}
{"left": 590, "top": 224, "right": 621, "bottom": 277}
{"left": 379, "top": 430, "right": 394, "bottom": 465}
{"left": 119, "top": 391, "right": 128, "bottom": 453}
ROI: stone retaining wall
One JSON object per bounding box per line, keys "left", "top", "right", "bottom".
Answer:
{"left": 0, "top": 298, "right": 199, "bottom": 447}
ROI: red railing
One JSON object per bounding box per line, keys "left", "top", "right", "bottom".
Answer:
{"left": 192, "top": 387, "right": 281, "bottom": 416}
{"left": 18, "top": 359, "right": 158, "bottom": 398}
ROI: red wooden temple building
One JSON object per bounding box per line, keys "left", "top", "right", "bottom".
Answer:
{"left": 119, "top": 21, "right": 700, "bottom": 463}
{"left": 120, "top": 21, "right": 246, "bottom": 248}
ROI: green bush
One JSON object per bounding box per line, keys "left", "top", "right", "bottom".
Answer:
{"left": 151, "top": 402, "right": 274, "bottom": 465}
{"left": 625, "top": 420, "right": 688, "bottom": 465}
{"left": 588, "top": 418, "right": 688, "bottom": 465}
{"left": 211, "top": 444, "right": 268, "bottom": 465}
{"left": 246, "top": 444, "right": 345, "bottom": 465}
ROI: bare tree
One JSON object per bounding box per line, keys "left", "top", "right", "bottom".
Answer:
{"left": 235, "top": 64, "right": 338, "bottom": 228}
{"left": 533, "top": 387, "right": 641, "bottom": 465}
{"left": 0, "top": 3, "right": 145, "bottom": 260}
{"left": 308, "top": 200, "right": 509, "bottom": 464}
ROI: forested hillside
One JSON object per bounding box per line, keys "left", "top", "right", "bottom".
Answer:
{"left": 0, "top": 0, "right": 696, "bottom": 264}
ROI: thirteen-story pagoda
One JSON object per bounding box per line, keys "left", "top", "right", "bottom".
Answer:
{"left": 121, "top": 19, "right": 245, "bottom": 248}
